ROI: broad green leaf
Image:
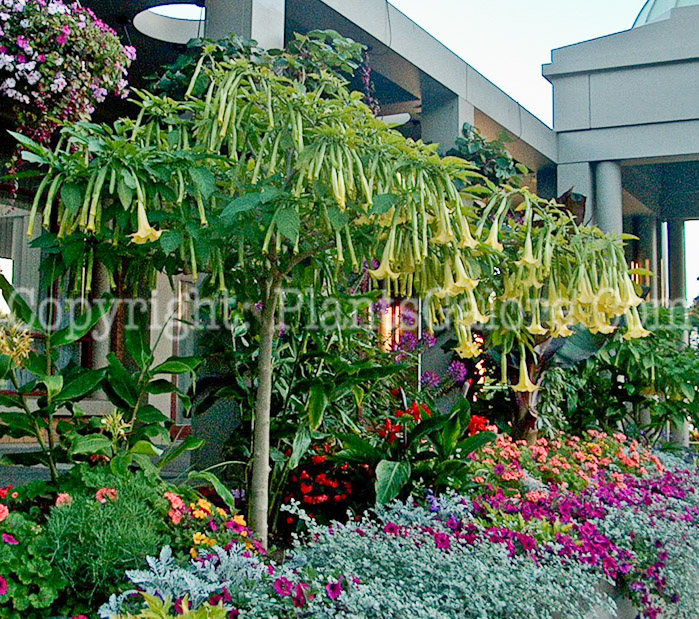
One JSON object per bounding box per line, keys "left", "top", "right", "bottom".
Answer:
{"left": 276, "top": 206, "right": 300, "bottom": 241}
{"left": 0, "top": 274, "right": 44, "bottom": 332}
{"left": 130, "top": 440, "right": 163, "bottom": 458}
{"left": 40, "top": 375, "right": 63, "bottom": 402}
{"left": 110, "top": 451, "right": 133, "bottom": 477}
{"left": 159, "top": 230, "right": 183, "bottom": 256}
{"left": 456, "top": 431, "right": 497, "bottom": 456}
{"left": 52, "top": 298, "right": 114, "bottom": 347}
{"left": 288, "top": 425, "right": 311, "bottom": 470}
{"left": 221, "top": 194, "right": 262, "bottom": 224}
{"left": 407, "top": 415, "right": 449, "bottom": 447}
{"left": 117, "top": 177, "right": 133, "bottom": 209}
{"left": 136, "top": 404, "right": 172, "bottom": 425}
{"left": 336, "top": 434, "right": 383, "bottom": 465}
{"left": 307, "top": 384, "right": 329, "bottom": 430}
{"left": 125, "top": 327, "right": 152, "bottom": 370}
{"left": 370, "top": 193, "right": 398, "bottom": 215}
{"left": 327, "top": 206, "right": 349, "bottom": 231}
{"left": 0, "top": 354, "right": 12, "bottom": 381}
{"left": 375, "top": 460, "right": 411, "bottom": 505}
{"left": 439, "top": 417, "right": 462, "bottom": 458}
{"left": 189, "top": 167, "right": 217, "bottom": 200}
{"left": 56, "top": 369, "right": 105, "bottom": 402}
{"left": 60, "top": 183, "right": 83, "bottom": 214}
{"left": 158, "top": 435, "right": 205, "bottom": 470}
{"left": 152, "top": 356, "right": 202, "bottom": 375}
{"left": 0, "top": 412, "right": 36, "bottom": 438}
{"left": 70, "top": 434, "right": 112, "bottom": 457}
{"left": 105, "top": 353, "right": 138, "bottom": 408}
{"left": 188, "top": 471, "right": 237, "bottom": 512}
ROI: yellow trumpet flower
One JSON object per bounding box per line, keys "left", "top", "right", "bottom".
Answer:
{"left": 464, "top": 289, "right": 490, "bottom": 325}
{"left": 512, "top": 353, "right": 540, "bottom": 393}
{"left": 516, "top": 233, "right": 540, "bottom": 269}
{"left": 620, "top": 274, "right": 644, "bottom": 309}
{"left": 369, "top": 239, "right": 400, "bottom": 280}
{"left": 454, "top": 324, "right": 482, "bottom": 359}
{"left": 521, "top": 267, "right": 543, "bottom": 290}
{"left": 623, "top": 306, "right": 650, "bottom": 341}
{"left": 576, "top": 271, "right": 596, "bottom": 305}
{"left": 453, "top": 254, "right": 479, "bottom": 293}
{"left": 130, "top": 201, "right": 163, "bottom": 245}
{"left": 589, "top": 310, "right": 617, "bottom": 335}
{"left": 483, "top": 219, "right": 503, "bottom": 252}
{"left": 435, "top": 262, "right": 457, "bottom": 299}
{"left": 457, "top": 215, "right": 479, "bottom": 249}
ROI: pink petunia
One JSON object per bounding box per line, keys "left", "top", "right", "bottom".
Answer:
{"left": 0, "top": 576, "right": 7, "bottom": 596}
{"left": 2, "top": 533, "right": 18, "bottom": 545}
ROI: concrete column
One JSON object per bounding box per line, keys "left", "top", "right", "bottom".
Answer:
{"left": 421, "top": 95, "right": 474, "bottom": 154}
{"left": 205, "top": 0, "right": 285, "bottom": 49}
{"left": 557, "top": 162, "right": 594, "bottom": 224}
{"left": 595, "top": 161, "right": 623, "bottom": 236}
{"left": 637, "top": 215, "right": 659, "bottom": 303}
{"left": 667, "top": 219, "right": 686, "bottom": 304}
{"left": 90, "top": 263, "right": 112, "bottom": 370}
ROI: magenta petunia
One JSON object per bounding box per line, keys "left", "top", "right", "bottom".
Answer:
{"left": 2, "top": 533, "right": 18, "bottom": 545}
{"left": 0, "top": 575, "right": 7, "bottom": 596}
{"left": 325, "top": 579, "right": 343, "bottom": 601}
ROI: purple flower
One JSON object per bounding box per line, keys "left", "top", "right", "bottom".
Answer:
{"left": 0, "top": 576, "right": 6, "bottom": 596}
{"left": 434, "top": 532, "right": 451, "bottom": 550}
{"left": 420, "top": 370, "right": 441, "bottom": 389}
{"left": 325, "top": 579, "right": 343, "bottom": 601}
{"left": 447, "top": 360, "right": 469, "bottom": 385}
{"left": 124, "top": 45, "right": 136, "bottom": 60}
{"left": 2, "top": 533, "right": 18, "bottom": 545}
{"left": 421, "top": 333, "right": 436, "bottom": 349}
{"left": 273, "top": 577, "right": 293, "bottom": 597}
{"left": 398, "top": 331, "right": 418, "bottom": 352}
{"left": 15, "top": 35, "right": 29, "bottom": 50}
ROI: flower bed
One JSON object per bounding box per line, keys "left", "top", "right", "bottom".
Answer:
{"left": 97, "top": 433, "right": 699, "bottom": 619}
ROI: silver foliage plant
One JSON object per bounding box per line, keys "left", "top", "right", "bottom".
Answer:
{"left": 101, "top": 497, "right": 614, "bottom": 619}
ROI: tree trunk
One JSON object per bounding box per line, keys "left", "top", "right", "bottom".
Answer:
{"left": 249, "top": 279, "right": 280, "bottom": 548}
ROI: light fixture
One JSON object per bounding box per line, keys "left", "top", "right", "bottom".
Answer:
{"left": 133, "top": 3, "right": 206, "bottom": 44}
{"left": 378, "top": 113, "right": 412, "bottom": 127}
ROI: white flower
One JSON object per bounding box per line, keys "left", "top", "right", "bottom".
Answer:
{"left": 0, "top": 54, "right": 12, "bottom": 71}
{"left": 2, "top": 77, "right": 16, "bottom": 89}
{"left": 0, "top": 12, "right": 10, "bottom": 20}
{"left": 26, "top": 70, "right": 39, "bottom": 85}
{"left": 19, "top": 18, "right": 29, "bottom": 27}
{"left": 50, "top": 72, "right": 66, "bottom": 92}
{"left": 2, "top": 0, "right": 11, "bottom": 8}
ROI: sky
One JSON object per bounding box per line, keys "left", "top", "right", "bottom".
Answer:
{"left": 388, "top": 0, "right": 647, "bottom": 127}
{"left": 388, "top": 0, "right": 699, "bottom": 302}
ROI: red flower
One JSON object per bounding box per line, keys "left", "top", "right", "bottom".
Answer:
{"left": 300, "top": 483, "right": 314, "bottom": 495}
{"left": 468, "top": 415, "right": 489, "bottom": 436}
{"left": 377, "top": 419, "right": 403, "bottom": 444}
{"left": 311, "top": 455, "right": 327, "bottom": 465}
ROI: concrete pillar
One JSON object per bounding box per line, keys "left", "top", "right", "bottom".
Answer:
{"left": 205, "top": 0, "right": 285, "bottom": 49}
{"left": 637, "top": 215, "right": 659, "bottom": 303}
{"left": 595, "top": 161, "right": 623, "bottom": 236}
{"left": 421, "top": 95, "right": 474, "bottom": 154}
{"left": 667, "top": 219, "right": 686, "bottom": 304}
{"left": 91, "top": 263, "right": 112, "bottom": 370}
{"left": 557, "top": 162, "right": 594, "bottom": 224}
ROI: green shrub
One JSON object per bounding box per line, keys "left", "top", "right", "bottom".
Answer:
{"left": 46, "top": 470, "right": 171, "bottom": 607}
{"left": 0, "top": 510, "right": 68, "bottom": 619}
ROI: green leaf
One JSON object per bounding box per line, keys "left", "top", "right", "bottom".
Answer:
{"left": 0, "top": 354, "right": 12, "bottom": 381}
{"left": 0, "top": 273, "right": 44, "bottom": 332}
{"left": 0, "top": 392, "right": 22, "bottom": 409}
{"left": 407, "top": 415, "right": 449, "bottom": 447}
{"left": 40, "top": 375, "right": 63, "bottom": 401}
{"left": 438, "top": 416, "right": 462, "bottom": 458}
{"left": 125, "top": 326, "right": 152, "bottom": 370}
{"left": 188, "top": 471, "right": 238, "bottom": 512}
{"left": 159, "top": 230, "right": 183, "bottom": 256}
{"left": 51, "top": 298, "right": 114, "bottom": 347}
{"left": 456, "top": 431, "right": 496, "bottom": 456}
{"left": 276, "top": 206, "right": 300, "bottom": 241}
{"left": 56, "top": 369, "right": 105, "bottom": 402}
{"left": 189, "top": 167, "right": 217, "bottom": 200}
{"left": 152, "top": 356, "right": 201, "bottom": 375}
{"left": 336, "top": 434, "right": 383, "bottom": 465}
{"left": 110, "top": 451, "right": 133, "bottom": 477}
{"left": 307, "top": 384, "right": 329, "bottom": 430}
{"left": 70, "top": 434, "right": 112, "bottom": 457}
{"left": 60, "top": 183, "right": 83, "bottom": 214}
{"left": 327, "top": 206, "right": 349, "bottom": 231}
{"left": 288, "top": 425, "right": 311, "bottom": 469}
{"left": 0, "top": 412, "right": 36, "bottom": 438}
{"left": 221, "top": 194, "right": 262, "bottom": 224}
{"left": 370, "top": 193, "right": 398, "bottom": 215}
{"left": 117, "top": 177, "right": 133, "bottom": 209}
{"left": 158, "top": 435, "right": 205, "bottom": 470}
{"left": 136, "top": 404, "right": 172, "bottom": 425}
{"left": 105, "top": 353, "right": 138, "bottom": 408}
{"left": 130, "top": 440, "right": 163, "bottom": 457}
{"left": 375, "top": 460, "right": 411, "bottom": 505}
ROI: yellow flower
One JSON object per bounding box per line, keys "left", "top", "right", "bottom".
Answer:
{"left": 216, "top": 508, "right": 228, "bottom": 519}
{"left": 197, "top": 499, "right": 213, "bottom": 512}
{"left": 483, "top": 219, "right": 503, "bottom": 252}
{"left": 453, "top": 254, "right": 479, "bottom": 293}
{"left": 515, "top": 233, "right": 540, "bottom": 269}
{"left": 512, "top": 354, "right": 540, "bottom": 393}
{"left": 454, "top": 324, "right": 482, "bottom": 359}
{"left": 233, "top": 514, "right": 247, "bottom": 527}
{"left": 623, "top": 307, "right": 650, "bottom": 341}
{"left": 129, "top": 201, "right": 163, "bottom": 245}
{"left": 193, "top": 532, "right": 207, "bottom": 545}
{"left": 435, "top": 262, "right": 457, "bottom": 299}
{"left": 190, "top": 548, "right": 198, "bottom": 559}
{"left": 463, "top": 289, "right": 490, "bottom": 325}
{"left": 193, "top": 509, "right": 209, "bottom": 520}
{"left": 620, "top": 275, "right": 644, "bottom": 309}
{"left": 369, "top": 237, "right": 399, "bottom": 280}
{"left": 457, "top": 214, "right": 478, "bottom": 249}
